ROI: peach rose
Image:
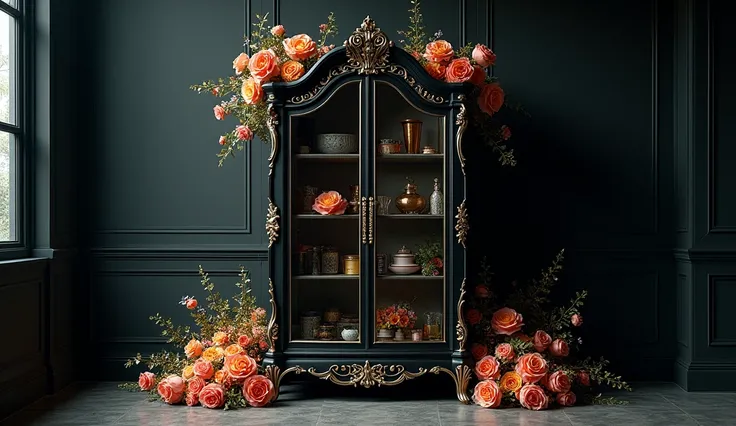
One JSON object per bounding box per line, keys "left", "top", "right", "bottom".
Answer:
{"left": 533, "top": 330, "right": 552, "bottom": 352}
{"left": 578, "top": 371, "right": 590, "bottom": 386}
{"left": 182, "top": 365, "right": 194, "bottom": 380}
{"left": 549, "top": 339, "right": 569, "bottom": 357}
{"left": 236, "top": 125, "right": 253, "bottom": 141}
{"left": 474, "top": 355, "right": 501, "bottom": 380}
{"left": 187, "top": 376, "right": 206, "bottom": 396}
{"left": 423, "top": 40, "right": 454, "bottom": 63}
{"left": 186, "top": 298, "right": 198, "bottom": 309}
{"left": 557, "top": 391, "right": 576, "bottom": 406}
{"left": 157, "top": 375, "right": 185, "bottom": 404}
{"left": 184, "top": 339, "right": 203, "bottom": 359}
{"left": 199, "top": 383, "right": 226, "bottom": 409}
{"left": 445, "top": 58, "right": 474, "bottom": 83}
{"left": 238, "top": 335, "right": 252, "bottom": 347}
{"left": 491, "top": 307, "right": 524, "bottom": 335}
{"left": 515, "top": 352, "right": 548, "bottom": 383}
{"left": 193, "top": 358, "right": 215, "bottom": 380}
{"left": 500, "top": 371, "right": 523, "bottom": 392}
{"left": 271, "top": 25, "right": 285, "bottom": 37}
{"left": 202, "top": 346, "right": 224, "bottom": 362}
{"left": 424, "top": 62, "right": 446, "bottom": 80}
{"left": 494, "top": 343, "right": 515, "bottom": 361}
{"left": 213, "top": 105, "right": 226, "bottom": 120}
{"left": 519, "top": 384, "right": 549, "bottom": 410}
{"left": 225, "top": 344, "right": 244, "bottom": 356}
{"left": 281, "top": 60, "right": 305, "bottom": 82}
{"left": 213, "top": 331, "right": 230, "bottom": 346}
{"left": 474, "top": 284, "right": 491, "bottom": 298}
{"left": 546, "top": 371, "right": 571, "bottom": 393}
{"left": 283, "top": 34, "right": 317, "bottom": 61}
{"left": 500, "top": 125, "right": 512, "bottom": 140}
{"left": 232, "top": 52, "right": 250, "bottom": 75}
{"left": 471, "top": 343, "right": 488, "bottom": 361}
{"left": 248, "top": 49, "right": 280, "bottom": 83}
{"left": 241, "top": 78, "right": 263, "bottom": 105}
{"left": 138, "top": 372, "right": 155, "bottom": 391}
{"left": 571, "top": 314, "right": 583, "bottom": 327}
{"left": 214, "top": 369, "right": 227, "bottom": 384}
{"left": 313, "top": 191, "right": 348, "bottom": 215}
{"left": 243, "top": 375, "right": 275, "bottom": 407}
{"left": 472, "top": 43, "right": 497, "bottom": 68}
{"left": 466, "top": 308, "right": 482, "bottom": 325}
{"left": 470, "top": 65, "right": 486, "bottom": 86}
{"left": 185, "top": 392, "right": 199, "bottom": 406}
{"left": 478, "top": 83, "right": 505, "bottom": 116}
{"left": 224, "top": 353, "right": 258, "bottom": 381}
{"left": 218, "top": 136, "right": 227, "bottom": 146}
{"left": 472, "top": 379, "right": 502, "bottom": 408}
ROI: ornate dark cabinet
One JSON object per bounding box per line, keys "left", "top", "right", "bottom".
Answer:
{"left": 261, "top": 17, "right": 473, "bottom": 402}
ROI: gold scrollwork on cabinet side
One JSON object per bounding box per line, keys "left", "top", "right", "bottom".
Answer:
{"left": 266, "top": 199, "right": 280, "bottom": 249}
{"left": 455, "top": 200, "right": 468, "bottom": 249}
{"left": 265, "top": 278, "right": 278, "bottom": 353}
{"left": 456, "top": 278, "right": 468, "bottom": 352}
{"left": 307, "top": 361, "right": 427, "bottom": 388}
{"left": 344, "top": 16, "right": 392, "bottom": 75}
{"left": 264, "top": 365, "right": 305, "bottom": 402}
{"left": 266, "top": 103, "right": 279, "bottom": 175}
{"left": 455, "top": 95, "right": 468, "bottom": 175}
{"left": 289, "top": 63, "right": 353, "bottom": 104}
{"left": 430, "top": 365, "right": 472, "bottom": 404}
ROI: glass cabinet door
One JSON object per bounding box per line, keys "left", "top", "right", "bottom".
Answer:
{"left": 372, "top": 81, "right": 447, "bottom": 344}
{"left": 288, "top": 81, "right": 363, "bottom": 344}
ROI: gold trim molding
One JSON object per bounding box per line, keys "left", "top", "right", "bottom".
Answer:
{"left": 344, "top": 16, "right": 392, "bottom": 75}
{"left": 430, "top": 365, "right": 472, "bottom": 404}
{"left": 266, "top": 278, "right": 279, "bottom": 353}
{"left": 456, "top": 278, "right": 468, "bottom": 352}
{"left": 385, "top": 65, "right": 445, "bottom": 104}
{"left": 289, "top": 64, "right": 353, "bottom": 104}
{"left": 266, "top": 103, "right": 279, "bottom": 175}
{"left": 455, "top": 200, "right": 468, "bottom": 249}
{"left": 455, "top": 95, "right": 468, "bottom": 175}
{"left": 307, "top": 361, "right": 426, "bottom": 388}
{"left": 266, "top": 198, "right": 280, "bottom": 248}
{"left": 264, "top": 365, "right": 304, "bottom": 402}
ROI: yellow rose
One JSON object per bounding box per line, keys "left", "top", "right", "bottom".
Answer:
{"left": 500, "top": 371, "right": 523, "bottom": 392}
{"left": 241, "top": 78, "right": 263, "bottom": 105}
{"left": 202, "top": 346, "right": 224, "bottom": 362}
{"left": 213, "top": 331, "right": 230, "bottom": 346}
{"left": 224, "top": 344, "right": 244, "bottom": 356}
{"left": 182, "top": 365, "right": 195, "bottom": 380}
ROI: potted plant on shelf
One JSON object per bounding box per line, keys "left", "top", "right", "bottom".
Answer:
{"left": 376, "top": 302, "right": 417, "bottom": 340}
{"left": 415, "top": 241, "right": 443, "bottom": 276}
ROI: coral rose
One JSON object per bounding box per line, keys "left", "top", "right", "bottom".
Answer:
{"left": 182, "top": 365, "right": 194, "bottom": 380}
{"left": 474, "top": 355, "right": 501, "bottom": 380}
{"left": 472, "top": 43, "right": 497, "bottom": 68}
{"left": 238, "top": 335, "right": 252, "bottom": 347}
{"left": 474, "top": 284, "right": 491, "bottom": 298}
{"left": 445, "top": 58, "right": 475, "bottom": 83}
{"left": 224, "top": 353, "right": 258, "bottom": 381}
{"left": 187, "top": 376, "right": 206, "bottom": 396}
{"left": 236, "top": 125, "right": 253, "bottom": 141}
{"left": 157, "top": 375, "right": 185, "bottom": 404}
{"left": 472, "top": 379, "right": 502, "bottom": 408}
{"left": 184, "top": 339, "right": 203, "bottom": 359}
{"left": 193, "top": 358, "right": 215, "bottom": 380}
{"left": 546, "top": 371, "right": 571, "bottom": 393}
{"left": 471, "top": 343, "right": 488, "bottom": 361}
{"left": 225, "top": 344, "right": 244, "bottom": 356}
{"left": 557, "top": 391, "right": 576, "bottom": 406}
{"left": 218, "top": 136, "right": 227, "bottom": 146}
{"left": 491, "top": 307, "right": 524, "bottom": 335}
{"left": 466, "top": 308, "right": 482, "bottom": 325}
{"left": 470, "top": 65, "right": 485, "bottom": 86}
{"left": 213, "top": 331, "right": 230, "bottom": 346}
{"left": 533, "top": 330, "right": 552, "bottom": 352}
{"left": 515, "top": 352, "right": 548, "bottom": 383}
{"left": 283, "top": 34, "right": 317, "bottom": 61}
{"left": 271, "top": 25, "right": 285, "bottom": 37}
{"left": 185, "top": 392, "right": 198, "bottom": 406}
{"left": 578, "top": 370, "right": 590, "bottom": 386}
{"left": 199, "top": 383, "right": 226, "bottom": 409}
{"left": 424, "top": 62, "right": 446, "bottom": 80}
{"left": 519, "top": 384, "right": 549, "bottom": 410}
{"left": 281, "top": 60, "right": 305, "bottom": 82}
{"left": 495, "top": 343, "right": 515, "bottom": 361}
{"left": 313, "top": 191, "right": 348, "bottom": 215}
{"left": 214, "top": 369, "right": 227, "bottom": 384}
{"left": 202, "top": 346, "right": 224, "bottom": 362}
{"left": 423, "top": 40, "right": 454, "bottom": 63}
{"left": 241, "top": 78, "right": 263, "bottom": 105}
{"left": 243, "top": 375, "right": 276, "bottom": 407}
{"left": 478, "top": 83, "right": 505, "bottom": 116}
{"left": 500, "top": 371, "right": 523, "bottom": 392}
{"left": 232, "top": 52, "right": 250, "bottom": 75}
{"left": 248, "top": 49, "right": 280, "bottom": 83}
{"left": 185, "top": 298, "right": 198, "bottom": 309}
{"left": 549, "top": 339, "right": 570, "bottom": 357}
{"left": 138, "top": 371, "right": 155, "bottom": 391}
{"left": 571, "top": 314, "right": 583, "bottom": 327}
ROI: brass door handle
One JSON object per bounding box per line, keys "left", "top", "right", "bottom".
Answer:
{"left": 368, "top": 196, "right": 374, "bottom": 245}
{"left": 361, "top": 196, "right": 367, "bottom": 244}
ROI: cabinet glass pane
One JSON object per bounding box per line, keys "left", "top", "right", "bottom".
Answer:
{"left": 373, "top": 81, "right": 446, "bottom": 343}
{"left": 289, "top": 81, "right": 362, "bottom": 343}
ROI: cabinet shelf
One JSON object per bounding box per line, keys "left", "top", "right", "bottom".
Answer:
{"left": 377, "top": 154, "right": 444, "bottom": 162}
{"left": 296, "top": 154, "right": 359, "bottom": 162}
{"left": 294, "top": 214, "right": 359, "bottom": 219}
{"left": 377, "top": 275, "right": 443, "bottom": 280}
{"left": 378, "top": 214, "right": 443, "bottom": 219}
{"left": 293, "top": 275, "right": 360, "bottom": 280}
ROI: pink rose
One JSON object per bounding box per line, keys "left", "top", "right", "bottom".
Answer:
{"left": 157, "top": 375, "right": 185, "bottom": 404}
{"left": 243, "top": 375, "right": 276, "bottom": 407}
{"left": 193, "top": 358, "right": 215, "bottom": 380}
{"left": 533, "top": 330, "right": 552, "bottom": 352}
{"left": 578, "top": 371, "right": 590, "bottom": 386}
{"left": 185, "top": 392, "right": 199, "bottom": 406}
{"left": 218, "top": 136, "right": 227, "bottom": 146}
{"left": 545, "top": 371, "right": 571, "bottom": 393}
{"left": 519, "top": 384, "right": 549, "bottom": 410}
{"left": 238, "top": 335, "right": 252, "bottom": 347}
{"left": 270, "top": 25, "right": 285, "bottom": 37}
{"left": 477, "top": 83, "right": 505, "bottom": 116}
{"left": 319, "top": 23, "right": 327, "bottom": 32}
{"left": 472, "top": 43, "right": 497, "bottom": 67}
{"left": 494, "top": 343, "right": 515, "bottom": 361}
{"left": 571, "top": 314, "right": 583, "bottom": 327}
{"left": 213, "top": 105, "right": 226, "bottom": 121}
{"left": 236, "top": 125, "right": 253, "bottom": 141}
{"left": 187, "top": 376, "right": 206, "bottom": 396}
{"left": 491, "top": 307, "right": 524, "bottom": 335}
{"left": 199, "top": 383, "right": 226, "bottom": 409}
{"left": 549, "top": 339, "right": 570, "bottom": 357}
{"left": 474, "top": 284, "right": 490, "bottom": 298}
{"left": 138, "top": 371, "right": 155, "bottom": 391}
{"left": 557, "top": 391, "right": 576, "bottom": 406}
{"left": 248, "top": 49, "right": 280, "bottom": 83}
{"left": 515, "top": 353, "right": 548, "bottom": 383}
{"left": 500, "top": 125, "right": 512, "bottom": 140}
{"left": 474, "top": 355, "right": 500, "bottom": 380}
{"left": 472, "top": 379, "right": 502, "bottom": 408}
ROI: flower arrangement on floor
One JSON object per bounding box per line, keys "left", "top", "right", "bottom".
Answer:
{"left": 376, "top": 302, "right": 417, "bottom": 330}
{"left": 466, "top": 250, "right": 631, "bottom": 410}
{"left": 414, "top": 241, "right": 443, "bottom": 276}
{"left": 119, "top": 267, "right": 275, "bottom": 409}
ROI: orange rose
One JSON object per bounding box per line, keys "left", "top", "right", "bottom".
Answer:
{"left": 283, "top": 34, "right": 317, "bottom": 61}
{"left": 184, "top": 339, "right": 203, "bottom": 359}
{"left": 472, "top": 379, "right": 501, "bottom": 408}
{"left": 424, "top": 62, "right": 446, "bottom": 80}
{"left": 478, "top": 83, "right": 505, "bottom": 116}
{"left": 494, "top": 343, "right": 515, "bottom": 361}
{"left": 474, "top": 355, "right": 501, "bottom": 380}
{"left": 557, "top": 392, "right": 576, "bottom": 406}
{"left": 545, "top": 371, "right": 571, "bottom": 393}
{"left": 423, "top": 40, "right": 454, "bottom": 63}
{"left": 388, "top": 313, "right": 400, "bottom": 326}
{"left": 471, "top": 343, "right": 488, "bottom": 361}
{"left": 549, "top": 339, "right": 569, "bottom": 357}
{"left": 224, "top": 353, "right": 258, "bottom": 381}
{"left": 466, "top": 308, "right": 482, "bottom": 325}
{"left": 500, "top": 371, "right": 523, "bottom": 392}
{"left": 232, "top": 52, "right": 250, "bottom": 75}
{"left": 491, "top": 307, "right": 524, "bottom": 335}
{"left": 281, "top": 60, "right": 305, "bottom": 82}
{"left": 185, "top": 298, "right": 198, "bottom": 309}
{"left": 242, "top": 375, "right": 275, "bottom": 407}
{"left": 225, "top": 344, "right": 244, "bottom": 356}
{"left": 515, "top": 352, "right": 548, "bottom": 383}
{"left": 193, "top": 358, "right": 215, "bottom": 380}
{"left": 199, "top": 383, "right": 226, "bottom": 409}
{"left": 213, "top": 331, "right": 230, "bottom": 346}
{"left": 187, "top": 376, "right": 206, "bottom": 396}
{"left": 472, "top": 43, "right": 497, "bottom": 67}
{"left": 470, "top": 65, "right": 486, "bottom": 85}
{"left": 519, "top": 384, "right": 548, "bottom": 410}
{"left": 156, "top": 375, "right": 185, "bottom": 404}
{"left": 313, "top": 191, "right": 348, "bottom": 215}
{"left": 533, "top": 330, "right": 552, "bottom": 352}
{"left": 214, "top": 369, "right": 227, "bottom": 384}
{"left": 248, "top": 49, "right": 280, "bottom": 83}
{"left": 399, "top": 315, "right": 410, "bottom": 328}
{"left": 445, "top": 58, "right": 474, "bottom": 83}
{"left": 138, "top": 371, "right": 155, "bottom": 391}
{"left": 241, "top": 78, "right": 263, "bottom": 105}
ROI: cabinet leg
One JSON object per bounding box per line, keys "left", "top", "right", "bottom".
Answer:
{"left": 430, "top": 365, "right": 472, "bottom": 404}
{"left": 264, "top": 365, "right": 305, "bottom": 403}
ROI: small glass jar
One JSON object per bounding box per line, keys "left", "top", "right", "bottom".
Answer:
{"left": 412, "top": 329, "right": 423, "bottom": 342}
{"left": 317, "top": 324, "right": 336, "bottom": 340}
{"left": 321, "top": 247, "right": 339, "bottom": 275}
{"left": 300, "top": 312, "right": 321, "bottom": 340}
{"left": 343, "top": 255, "right": 360, "bottom": 275}
{"left": 324, "top": 308, "right": 341, "bottom": 323}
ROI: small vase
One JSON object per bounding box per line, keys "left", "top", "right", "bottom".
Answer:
{"left": 395, "top": 182, "right": 426, "bottom": 214}
{"left": 394, "top": 329, "right": 405, "bottom": 341}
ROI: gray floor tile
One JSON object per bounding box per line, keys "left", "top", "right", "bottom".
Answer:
{"left": 565, "top": 412, "right": 699, "bottom": 426}
{"left": 681, "top": 407, "right": 736, "bottom": 426}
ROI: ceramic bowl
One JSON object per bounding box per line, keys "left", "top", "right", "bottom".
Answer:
{"left": 388, "top": 264, "right": 421, "bottom": 275}
{"left": 392, "top": 254, "right": 416, "bottom": 266}
{"left": 341, "top": 328, "right": 359, "bottom": 341}
{"left": 316, "top": 134, "right": 358, "bottom": 154}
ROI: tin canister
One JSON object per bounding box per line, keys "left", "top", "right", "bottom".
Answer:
{"left": 376, "top": 253, "right": 387, "bottom": 275}
{"left": 343, "top": 255, "right": 360, "bottom": 275}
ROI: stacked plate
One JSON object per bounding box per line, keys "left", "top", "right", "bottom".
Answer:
{"left": 388, "top": 246, "right": 420, "bottom": 275}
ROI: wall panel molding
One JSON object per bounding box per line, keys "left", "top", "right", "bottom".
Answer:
{"left": 89, "top": 247, "right": 268, "bottom": 260}
{"left": 708, "top": 274, "right": 736, "bottom": 346}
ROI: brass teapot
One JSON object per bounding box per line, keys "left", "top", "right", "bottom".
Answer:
{"left": 395, "top": 178, "right": 426, "bottom": 214}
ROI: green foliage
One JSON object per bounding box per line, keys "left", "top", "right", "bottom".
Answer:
{"left": 414, "top": 240, "right": 442, "bottom": 276}
{"left": 396, "top": 0, "right": 428, "bottom": 59}
{"left": 224, "top": 385, "right": 248, "bottom": 410}
{"left": 586, "top": 394, "right": 630, "bottom": 405}
{"left": 456, "top": 42, "right": 475, "bottom": 59}
{"left": 579, "top": 357, "right": 632, "bottom": 392}
{"left": 507, "top": 337, "right": 534, "bottom": 356}
{"left": 505, "top": 249, "right": 565, "bottom": 330}
{"left": 317, "top": 12, "right": 339, "bottom": 48}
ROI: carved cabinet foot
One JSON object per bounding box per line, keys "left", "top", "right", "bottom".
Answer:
{"left": 430, "top": 365, "right": 472, "bottom": 404}
{"left": 264, "top": 365, "right": 304, "bottom": 403}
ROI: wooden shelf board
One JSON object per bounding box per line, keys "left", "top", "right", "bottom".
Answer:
{"left": 295, "top": 154, "right": 359, "bottom": 161}
{"left": 294, "top": 214, "right": 359, "bottom": 219}
{"left": 376, "top": 154, "right": 444, "bottom": 161}
{"left": 377, "top": 275, "right": 444, "bottom": 280}
{"left": 293, "top": 275, "right": 360, "bottom": 280}
{"left": 378, "top": 214, "right": 443, "bottom": 219}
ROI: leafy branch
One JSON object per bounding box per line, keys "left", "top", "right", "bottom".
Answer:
{"left": 396, "top": 0, "right": 428, "bottom": 58}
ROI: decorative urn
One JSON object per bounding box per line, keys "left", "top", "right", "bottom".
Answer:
{"left": 395, "top": 179, "right": 426, "bottom": 214}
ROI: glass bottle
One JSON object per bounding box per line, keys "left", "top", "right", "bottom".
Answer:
{"left": 430, "top": 178, "right": 443, "bottom": 216}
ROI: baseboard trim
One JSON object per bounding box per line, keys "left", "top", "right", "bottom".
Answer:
{"left": 675, "top": 359, "right": 736, "bottom": 390}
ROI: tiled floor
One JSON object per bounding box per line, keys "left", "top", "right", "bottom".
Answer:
{"left": 1, "top": 382, "right": 735, "bottom": 425}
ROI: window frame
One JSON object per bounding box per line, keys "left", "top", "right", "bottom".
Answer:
{"left": 0, "top": 0, "right": 31, "bottom": 261}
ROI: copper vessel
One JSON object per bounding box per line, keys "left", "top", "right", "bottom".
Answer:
{"left": 395, "top": 182, "right": 426, "bottom": 214}
{"left": 401, "top": 119, "right": 423, "bottom": 154}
